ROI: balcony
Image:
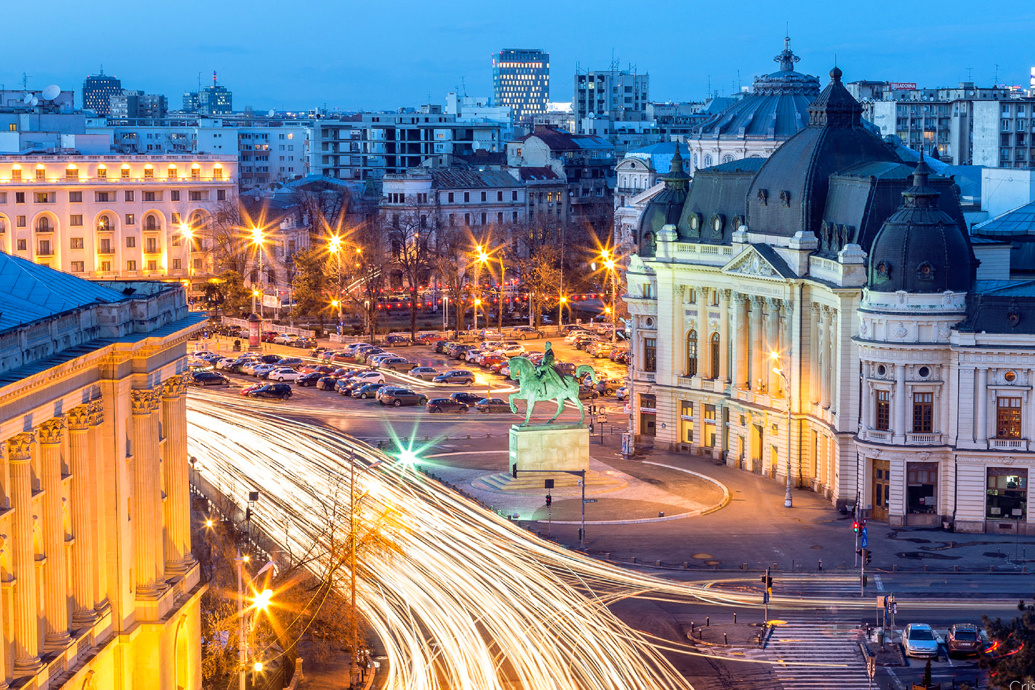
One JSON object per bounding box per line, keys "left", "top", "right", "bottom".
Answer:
{"left": 990, "top": 437, "right": 1028, "bottom": 451}
{"left": 866, "top": 430, "right": 892, "bottom": 443}
{"left": 906, "top": 432, "right": 943, "bottom": 445}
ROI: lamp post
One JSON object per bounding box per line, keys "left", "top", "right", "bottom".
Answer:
{"left": 602, "top": 251, "right": 618, "bottom": 345}
{"left": 235, "top": 552, "right": 276, "bottom": 690}
{"left": 771, "top": 352, "right": 793, "bottom": 509}
{"left": 558, "top": 295, "right": 567, "bottom": 330}
{"left": 180, "top": 222, "right": 193, "bottom": 305}
{"left": 251, "top": 226, "right": 266, "bottom": 318}
{"left": 349, "top": 453, "right": 384, "bottom": 689}
{"left": 476, "top": 245, "right": 506, "bottom": 332}
{"left": 329, "top": 234, "right": 344, "bottom": 335}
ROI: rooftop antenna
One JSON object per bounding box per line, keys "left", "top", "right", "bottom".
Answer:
{"left": 994, "top": 64, "right": 999, "bottom": 85}
{"left": 21, "top": 73, "right": 31, "bottom": 90}
{"left": 966, "top": 67, "right": 973, "bottom": 82}
{"left": 213, "top": 70, "right": 218, "bottom": 87}
{"left": 99, "top": 64, "right": 104, "bottom": 76}
{"left": 737, "top": 69, "right": 741, "bottom": 92}
{"left": 461, "top": 76, "right": 468, "bottom": 98}
{"left": 707, "top": 74, "right": 711, "bottom": 98}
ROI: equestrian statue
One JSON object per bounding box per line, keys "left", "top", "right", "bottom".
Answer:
{"left": 507, "top": 341, "right": 596, "bottom": 425}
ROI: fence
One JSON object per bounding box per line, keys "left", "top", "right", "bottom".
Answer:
{"left": 220, "top": 317, "right": 317, "bottom": 339}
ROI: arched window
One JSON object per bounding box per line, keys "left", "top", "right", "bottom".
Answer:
{"left": 693, "top": 153, "right": 698, "bottom": 167}
{"left": 722, "top": 154, "right": 734, "bottom": 164}
{"left": 686, "top": 330, "right": 698, "bottom": 376}
{"left": 144, "top": 214, "right": 158, "bottom": 231}
{"left": 35, "top": 216, "right": 51, "bottom": 232}
{"left": 96, "top": 215, "right": 111, "bottom": 232}
{"left": 710, "top": 333, "right": 721, "bottom": 379}
{"left": 704, "top": 154, "right": 713, "bottom": 167}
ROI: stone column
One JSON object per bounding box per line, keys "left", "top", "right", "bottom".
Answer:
{"left": 893, "top": 364, "right": 907, "bottom": 444}
{"left": 749, "top": 297, "right": 763, "bottom": 390}
{"left": 733, "top": 294, "right": 749, "bottom": 389}
{"left": 765, "top": 299, "right": 780, "bottom": 394}
{"left": 66, "top": 406, "right": 97, "bottom": 628}
{"left": 827, "top": 310, "right": 838, "bottom": 414}
{"left": 87, "top": 400, "right": 109, "bottom": 613}
{"left": 8, "top": 432, "right": 41, "bottom": 674}
{"left": 817, "top": 308, "right": 829, "bottom": 408}
{"left": 866, "top": 381, "right": 876, "bottom": 432}
{"left": 38, "top": 418, "right": 71, "bottom": 651}
{"left": 162, "top": 376, "right": 193, "bottom": 576}
{"left": 976, "top": 368, "right": 988, "bottom": 446}
{"left": 696, "top": 289, "right": 709, "bottom": 379}
{"left": 131, "top": 389, "right": 163, "bottom": 598}
{"left": 809, "top": 306, "right": 820, "bottom": 405}
{"left": 718, "top": 290, "right": 730, "bottom": 383}
{"left": 780, "top": 302, "right": 793, "bottom": 397}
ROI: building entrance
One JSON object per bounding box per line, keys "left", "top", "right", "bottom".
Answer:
{"left": 872, "top": 459, "right": 890, "bottom": 521}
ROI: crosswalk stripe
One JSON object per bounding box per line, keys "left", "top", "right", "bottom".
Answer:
{"left": 764, "top": 615, "right": 870, "bottom": 690}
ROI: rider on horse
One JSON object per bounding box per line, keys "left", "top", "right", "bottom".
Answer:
{"left": 534, "top": 342, "right": 564, "bottom": 397}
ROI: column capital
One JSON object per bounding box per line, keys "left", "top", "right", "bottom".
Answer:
{"left": 733, "top": 292, "right": 750, "bottom": 305}
{"left": 38, "top": 418, "right": 66, "bottom": 446}
{"left": 87, "top": 399, "right": 104, "bottom": 426}
{"left": 130, "top": 388, "right": 160, "bottom": 416}
{"left": 67, "top": 405, "right": 91, "bottom": 432}
{"left": 7, "top": 432, "right": 35, "bottom": 462}
{"left": 161, "top": 375, "right": 187, "bottom": 400}
{"left": 718, "top": 288, "right": 731, "bottom": 302}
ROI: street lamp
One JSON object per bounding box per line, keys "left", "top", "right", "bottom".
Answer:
{"left": 250, "top": 226, "right": 267, "bottom": 318}
{"left": 602, "top": 250, "right": 618, "bottom": 345}
{"left": 558, "top": 295, "right": 567, "bottom": 329}
{"left": 180, "top": 222, "right": 193, "bottom": 302}
{"left": 329, "top": 234, "right": 345, "bottom": 335}
{"left": 235, "top": 553, "right": 277, "bottom": 690}
{"left": 349, "top": 453, "right": 384, "bottom": 689}
{"left": 476, "top": 245, "right": 507, "bottom": 332}
{"left": 771, "top": 351, "right": 793, "bottom": 509}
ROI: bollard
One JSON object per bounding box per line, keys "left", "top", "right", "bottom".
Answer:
{"left": 733, "top": 612, "right": 737, "bottom": 624}
{"left": 818, "top": 559, "right": 823, "bottom": 572}
{"left": 656, "top": 560, "right": 662, "bottom": 566}
{"left": 683, "top": 562, "right": 689, "bottom": 570}
{"left": 724, "top": 633, "right": 728, "bottom": 645}
{"left": 631, "top": 556, "right": 637, "bottom": 564}
{"left": 954, "top": 565, "right": 959, "bottom": 573}
{"left": 659, "top": 511, "right": 664, "bottom": 518}
{"left": 604, "top": 552, "right": 611, "bottom": 560}
{"left": 690, "top": 622, "right": 694, "bottom": 633}
{"left": 706, "top": 617, "right": 710, "bottom": 627}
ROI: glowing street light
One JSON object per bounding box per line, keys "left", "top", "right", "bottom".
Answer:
{"left": 771, "top": 351, "right": 793, "bottom": 509}
{"left": 236, "top": 553, "right": 277, "bottom": 690}
{"left": 250, "top": 227, "right": 267, "bottom": 318}
{"left": 600, "top": 249, "right": 619, "bottom": 344}
{"left": 558, "top": 295, "right": 568, "bottom": 328}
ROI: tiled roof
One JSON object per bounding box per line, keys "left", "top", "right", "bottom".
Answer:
{"left": 514, "top": 126, "right": 612, "bottom": 151}
{"left": 431, "top": 169, "right": 520, "bottom": 189}
{"left": 0, "top": 252, "right": 127, "bottom": 333}
{"left": 974, "top": 200, "right": 1035, "bottom": 236}
{"left": 517, "top": 167, "right": 561, "bottom": 181}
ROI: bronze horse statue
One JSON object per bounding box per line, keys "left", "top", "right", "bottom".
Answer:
{"left": 507, "top": 356, "right": 596, "bottom": 425}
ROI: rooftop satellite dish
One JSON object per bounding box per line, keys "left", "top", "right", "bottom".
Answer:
{"left": 30, "top": 96, "right": 39, "bottom": 107}
{"left": 22, "top": 93, "right": 33, "bottom": 105}
{"left": 42, "top": 85, "right": 60, "bottom": 100}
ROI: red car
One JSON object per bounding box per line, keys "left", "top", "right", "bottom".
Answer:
{"left": 261, "top": 331, "right": 279, "bottom": 343}
{"left": 481, "top": 355, "right": 506, "bottom": 369}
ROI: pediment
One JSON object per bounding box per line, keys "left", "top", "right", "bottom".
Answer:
{"left": 721, "top": 246, "right": 790, "bottom": 281}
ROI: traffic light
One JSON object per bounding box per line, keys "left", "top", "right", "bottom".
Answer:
{"left": 545, "top": 494, "right": 552, "bottom": 507}
{"left": 856, "top": 548, "right": 863, "bottom": 557}
{"left": 853, "top": 521, "right": 860, "bottom": 534}
{"left": 864, "top": 549, "right": 872, "bottom": 565}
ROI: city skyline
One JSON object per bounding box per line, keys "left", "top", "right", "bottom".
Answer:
{"left": 4, "top": 0, "right": 1035, "bottom": 112}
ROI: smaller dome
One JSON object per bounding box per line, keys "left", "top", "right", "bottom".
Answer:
{"left": 867, "top": 160, "right": 976, "bottom": 293}
{"left": 638, "top": 147, "right": 689, "bottom": 256}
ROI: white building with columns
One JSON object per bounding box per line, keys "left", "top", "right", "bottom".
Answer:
{"left": 0, "top": 254, "right": 205, "bottom": 688}
{"left": 627, "top": 66, "right": 1035, "bottom": 534}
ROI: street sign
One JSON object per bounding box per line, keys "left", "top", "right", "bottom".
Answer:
{"left": 583, "top": 498, "right": 598, "bottom": 504}
{"left": 861, "top": 527, "right": 868, "bottom": 548}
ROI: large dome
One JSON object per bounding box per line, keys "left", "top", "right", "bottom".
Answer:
{"left": 693, "top": 38, "right": 820, "bottom": 141}
{"left": 638, "top": 147, "right": 689, "bottom": 256}
{"left": 867, "top": 159, "right": 976, "bottom": 293}
{"left": 745, "top": 66, "right": 901, "bottom": 238}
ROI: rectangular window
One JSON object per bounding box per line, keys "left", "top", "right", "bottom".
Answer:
{"left": 16, "top": 239, "right": 26, "bottom": 250}
{"left": 100, "top": 260, "right": 111, "bottom": 272}
{"left": 122, "top": 190, "right": 133, "bottom": 202}
{"left": 126, "top": 236, "right": 136, "bottom": 248}
{"left": 69, "top": 191, "right": 82, "bottom": 203}
{"left": 145, "top": 238, "right": 159, "bottom": 253}
{"left": 97, "top": 168, "right": 106, "bottom": 180}
{"left": 172, "top": 258, "right": 181, "bottom": 269}
{"left": 907, "top": 462, "right": 938, "bottom": 514}
{"left": 997, "top": 397, "right": 1022, "bottom": 439}
{"left": 912, "top": 392, "right": 933, "bottom": 433}
{"left": 15, "top": 192, "right": 24, "bottom": 204}
{"left": 126, "top": 260, "right": 136, "bottom": 271}
{"left": 171, "top": 190, "right": 180, "bottom": 201}
{"left": 144, "top": 168, "right": 154, "bottom": 180}
{"left": 99, "top": 239, "right": 112, "bottom": 254}
{"left": 37, "top": 239, "right": 51, "bottom": 255}
{"left": 875, "top": 390, "right": 891, "bottom": 431}
{"left": 987, "top": 468, "right": 1027, "bottom": 520}
{"left": 189, "top": 191, "right": 205, "bottom": 201}
{"left": 125, "top": 214, "right": 135, "bottom": 225}
{"left": 70, "top": 260, "right": 85, "bottom": 272}
{"left": 66, "top": 168, "right": 78, "bottom": 181}
{"left": 34, "top": 192, "right": 50, "bottom": 204}
{"left": 146, "top": 260, "right": 157, "bottom": 271}
{"left": 191, "top": 167, "right": 200, "bottom": 180}
{"left": 644, "top": 337, "right": 657, "bottom": 372}
{"left": 193, "top": 258, "right": 202, "bottom": 269}
{"left": 464, "top": 192, "right": 470, "bottom": 203}
{"left": 121, "top": 167, "right": 130, "bottom": 179}
{"left": 217, "top": 189, "right": 226, "bottom": 201}
{"left": 69, "top": 215, "right": 83, "bottom": 227}
{"left": 69, "top": 237, "right": 84, "bottom": 249}
{"left": 35, "top": 168, "right": 45, "bottom": 181}
{"left": 213, "top": 167, "right": 223, "bottom": 180}
{"left": 448, "top": 192, "right": 454, "bottom": 203}
{"left": 171, "top": 212, "right": 181, "bottom": 224}
{"left": 143, "top": 191, "right": 156, "bottom": 202}
{"left": 512, "top": 190, "right": 518, "bottom": 201}
{"left": 11, "top": 168, "right": 20, "bottom": 181}
{"left": 95, "top": 192, "right": 112, "bottom": 202}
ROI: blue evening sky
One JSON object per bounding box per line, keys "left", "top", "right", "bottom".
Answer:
{"left": 6, "top": 0, "right": 1034, "bottom": 111}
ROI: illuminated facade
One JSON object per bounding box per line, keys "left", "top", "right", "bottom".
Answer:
{"left": 0, "top": 253, "right": 205, "bottom": 688}
{"left": 0, "top": 154, "right": 237, "bottom": 280}
{"left": 493, "top": 49, "right": 549, "bottom": 125}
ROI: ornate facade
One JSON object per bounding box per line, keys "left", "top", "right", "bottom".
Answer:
{"left": 0, "top": 252, "right": 205, "bottom": 688}
{"left": 628, "top": 66, "right": 1035, "bottom": 534}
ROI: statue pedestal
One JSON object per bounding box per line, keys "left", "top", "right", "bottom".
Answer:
{"left": 509, "top": 423, "right": 589, "bottom": 476}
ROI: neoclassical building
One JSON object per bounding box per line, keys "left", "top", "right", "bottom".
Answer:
{"left": 0, "top": 253, "right": 205, "bottom": 687}
{"left": 627, "top": 66, "right": 1035, "bottom": 533}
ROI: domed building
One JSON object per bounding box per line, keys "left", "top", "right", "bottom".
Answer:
{"left": 685, "top": 38, "right": 820, "bottom": 175}
{"left": 625, "top": 65, "right": 1035, "bottom": 533}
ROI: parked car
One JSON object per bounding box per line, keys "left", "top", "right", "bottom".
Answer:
{"left": 435, "top": 340, "right": 457, "bottom": 354}
{"left": 577, "top": 385, "right": 600, "bottom": 400}
{"left": 239, "top": 383, "right": 263, "bottom": 396}
{"left": 189, "top": 371, "right": 230, "bottom": 386}
{"left": 382, "top": 334, "right": 411, "bottom": 347}
{"left": 351, "top": 371, "right": 386, "bottom": 385}
{"left": 498, "top": 342, "right": 524, "bottom": 357}
{"left": 426, "top": 398, "right": 469, "bottom": 413}
{"left": 311, "top": 346, "right": 330, "bottom": 357}
{"left": 240, "top": 361, "right": 264, "bottom": 376}
{"left": 317, "top": 375, "right": 343, "bottom": 390}
{"left": 561, "top": 324, "right": 584, "bottom": 335}
{"left": 433, "top": 370, "right": 475, "bottom": 385}
{"left": 367, "top": 353, "right": 397, "bottom": 368}
{"left": 261, "top": 331, "right": 279, "bottom": 343}
{"left": 489, "top": 360, "right": 509, "bottom": 374}
{"left": 277, "top": 357, "right": 303, "bottom": 366}
{"left": 273, "top": 334, "right": 296, "bottom": 345}
{"left": 353, "top": 382, "right": 387, "bottom": 399}
{"left": 357, "top": 348, "right": 387, "bottom": 364}
{"left": 380, "top": 388, "right": 428, "bottom": 407}
{"left": 450, "top": 344, "right": 474, "bottom": 360}
{"left": 609, "top": 345, "right": 629, "bottom": 361}
{"left": 293, "top": 337, "right": 317, "bottom": 348}
{"left": 259, "top": 354, "right": 283, "bottom": 364}
{"left": 573, "top": 335, "right": 599, "bottom": 350}
{"left": 589, "top": 342, "right": 616, "bottom": 359}
{"left": 474, "top": 398, "right": 512, "bottom": 413}
{"left": 296, "top": 372, "right": 323, "bottom": 387}
{"left": 480, "top": 355, "right": 506, "bottom": 369}
{"left": 246, "top": 383, "right": 293, "bottom": 400}
{"left": 508, "top": 326, "right": 543, "bottom": 340}
{"left": 565, "top": 330, "right": 590, "bottom": 344}
{"left": 460, "top": 349, "right": 482, "bottom": 363}
{"left": 253, "top": 364, "right": 277, "bottom": 379}
{"left": 450, "top": 392, "right": 484, "bottom": 405}
{"left": 902, "top": 623, "right": 940, "bottom": 659}
{"left": 334, "top": 378, "right": 364, "bottom": 396}
{"left": 379, "top": 357, "right": 414, "bottom": 372}
{"left": 615, "top": 385, "right": 629, "bottom": 401}
{"left": 946, "top": 623, "right": 981, "bottom": 657}
{"left": 269, "top": 367, "right": 301, "bottom": 382}
{"left": 409, "top": 366, "right": 441, "bottom": 381}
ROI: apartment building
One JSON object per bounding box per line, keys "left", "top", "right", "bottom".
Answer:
{"left": 380, "top": 168, "right": 527, "bottom": 232}
{"left": 574, "top": 68, "right": 650, "bottom": 134}
{"left": 973, "top": 99, "right": 1035, "bottom": 168}
{"left": 493, "top": 49, "right": 550, "bottom": 124}
{"left": 0, "top": 154, "right": 237, "bottom": 281}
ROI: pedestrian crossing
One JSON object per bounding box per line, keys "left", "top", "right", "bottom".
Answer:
{"left": 764, "top": 615, "right": 870, "bottom": 689}
{"left": 771, "top": 574, "right": 864, "bottom": 598}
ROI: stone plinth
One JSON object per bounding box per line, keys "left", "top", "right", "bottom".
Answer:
{"left": 509, "top": 423, "right": 589, "bottom": 475}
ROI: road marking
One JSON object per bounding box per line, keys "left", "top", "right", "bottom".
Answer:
{"left": 875, "top": 575, "right": 884, "bottom": 591}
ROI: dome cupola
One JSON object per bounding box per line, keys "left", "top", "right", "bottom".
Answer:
{"left": 637, "top": 146, "right": 689, "bottom": 256}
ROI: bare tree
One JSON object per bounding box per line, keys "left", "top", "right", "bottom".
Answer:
{"left": 291, "top": 184, "right": 351, "bottom": 243}
{"left": 385, "top": 208, "right": 434, "bottom": 340}
{"left": 432, "top": 224, "right": 473, "bottom": 336}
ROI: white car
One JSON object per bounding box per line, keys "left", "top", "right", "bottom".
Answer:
{"left": 499, "top": 342, "right": 525, "bottom": 357}
{"left": 343, "top": 342, "right": 372, "bottom": 355}
{"left": 214, "top": 357, "right": 236, "bottom": 370}
{"left": 368, "top": 353, "right": 399, "bottom": 368}
{"left": 462, "top": 349, "right": 483, "bottom": 363}
{"left": 565, "top": 330, "right": 590, "bottom": 344}
{"left": 273, "top": 334, "right": 295, "bottom": 345}
{"left": 351, "top": 371, "right": 385, "bottom": 385}
{"left": 252, "top": 364, "right": 277, "bottom": 378}
{"left": 409, "top": 366, "right": 441, "bottom": 381}
{"left": 240, "top": 361, "right": 263, "bottom": 376}
{"left": 269, "top": 367, "right": 301, "bottom": 382}
{"left": 902, "top": 623, "right": 940, "bottom": 658}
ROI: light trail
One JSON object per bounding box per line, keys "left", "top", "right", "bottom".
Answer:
{"left": 188, "top": 392, "right": 702, "bottom": 690}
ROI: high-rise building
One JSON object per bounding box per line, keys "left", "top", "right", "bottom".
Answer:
{"left": 574, "top": 68, "right": 650, "bottom": 133}
{"left": 109, "top": 90, "right": 169, "bottom": 120}
{"left": 493, "top": 49, "right": 549, "bottom": 124}
{"left": 198, "top": 72, "right": 232, "bottom": 115}
{"left": 182, "top": 91, "right": 199, "bottom": 113}
{"left": 83, "top": 71, "right": 122, "bottom": 116}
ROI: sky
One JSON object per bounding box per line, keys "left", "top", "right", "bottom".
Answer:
{"left": 7, "top": 0, "right": 1035, "bottom": 112}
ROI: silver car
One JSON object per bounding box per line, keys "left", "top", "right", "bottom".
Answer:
{"left": 409, "top": 366, "right": 440, "bottom": 381}
{"left": 902, "top": 623, "right": 940, "bottom": 658}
